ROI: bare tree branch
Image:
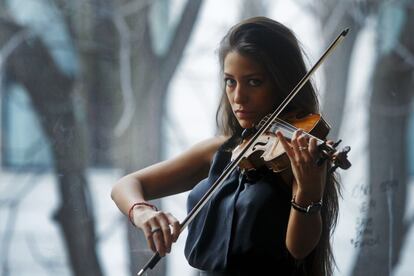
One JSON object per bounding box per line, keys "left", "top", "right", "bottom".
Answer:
{"left": 0, "top": 29, "right": 33, "bottom": 72}
{"left": 395, "top": 42, "right": 414, "bottom": 68}
{"left": 160, "top": 0, "right": 203, "bottom": 88}
{"left": 351, "top": 1, "right": 414, "bottom": 273}
{"left": 1, "top": 16, "right": 104, "bottom": 275}
{"left": 119, "top": 0, "right": 153, "bottom": 17}
{"left": 113, "top": 9, "right": 135, "bottom": 136}
{"left": 321, "top": 0, "right": 349, "bottom": 39}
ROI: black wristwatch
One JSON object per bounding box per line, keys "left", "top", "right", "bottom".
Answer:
{"left": 291, "top": 195, "right": 322, "bottom": 214}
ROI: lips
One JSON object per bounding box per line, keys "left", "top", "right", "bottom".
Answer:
{"left": 235, "top": 110, "right": 255, "bottom": 119}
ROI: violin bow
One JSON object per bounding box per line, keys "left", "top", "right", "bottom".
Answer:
{"left": 137, "top": 28, "right": 349, "bottom": 276}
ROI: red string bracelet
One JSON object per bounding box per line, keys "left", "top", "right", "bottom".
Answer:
{"left": 128, "top": 202, "right": 158, "bottom": 226}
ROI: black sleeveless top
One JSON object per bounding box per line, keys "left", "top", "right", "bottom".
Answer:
{"left": 185, "top": 137, "right": 302, "bottom": 275}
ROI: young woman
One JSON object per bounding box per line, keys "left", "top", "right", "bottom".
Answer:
{"left": 111, "top": 17, "right": 340, "bottom": 276}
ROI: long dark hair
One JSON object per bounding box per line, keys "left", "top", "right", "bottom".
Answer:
{"left": 216, "top": 17, "right": 340, "bottom": 276}
{"left": 216, "top": 16, "right": 319, "bottom": 137}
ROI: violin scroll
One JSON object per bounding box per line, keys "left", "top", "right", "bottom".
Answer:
{"left": 317, "top": 139, "right": 352, "bottom": 173}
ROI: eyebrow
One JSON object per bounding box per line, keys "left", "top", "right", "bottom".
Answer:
{"left": 224, "top": 72, "right": 265, "bottom": 78}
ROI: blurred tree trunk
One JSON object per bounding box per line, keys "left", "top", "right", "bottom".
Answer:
{"left": 351, "top": 2, "right": 414, "bottom": 275}
{"left": 54, "top": 0, "right": 204, "bottom": 275}
{"left": 109, "top": 1, "right": 204, "bottom": 275}
{"left": 312, "top": 0, "right": 361, "bottom": 140}
{"left": 0, "top": 18, "right": 103, "bottom": 276}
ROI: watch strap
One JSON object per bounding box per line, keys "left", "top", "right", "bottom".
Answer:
{"left": 291, "top": 195, "right": 322, "bottom": 214}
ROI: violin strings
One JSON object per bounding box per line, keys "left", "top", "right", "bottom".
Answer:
{"left": 271, "top": 118, "right": 325, "bottom": 144}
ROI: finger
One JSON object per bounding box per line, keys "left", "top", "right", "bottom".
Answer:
{"left": 297, "top": 133, "right": 312, "bottom": 162}
{"left": 151, "top": 224, "right": 167, "bottom": 256}
{"left": 143, "top": 224, "right": 157, "bottom": 252}
{"left": 156, "top": 213, "right": 173, "bottom": 253}
{"left": 308, "top": 137, "right": 318, "bottom": 156}
{"left": 166, "top": 213, "right": 181, "bottom": 242}
{"left": 290, "top": 130, "right": 303, "bottom": 161}
{"left": 276, "top": 131, "right": 295, "bottom": 160}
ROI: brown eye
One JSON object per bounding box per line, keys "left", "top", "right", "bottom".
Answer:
{"left": 225, "top": 78, "right": 236, "bottom": 87}
{"left": 248, "top": 79, "right": 262, "bottom": 87}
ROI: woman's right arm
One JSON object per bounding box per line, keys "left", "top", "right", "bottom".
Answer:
{"left": 111, "top": 135, "right": 227, "bottom": 256}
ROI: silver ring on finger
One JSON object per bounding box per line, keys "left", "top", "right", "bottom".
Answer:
{"left": 298, "top": 146, "right": 308, "bottom": 151}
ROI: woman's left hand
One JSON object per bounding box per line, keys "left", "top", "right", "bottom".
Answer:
{"left": 276, "top": 129, "right": 326, "bottom": 199}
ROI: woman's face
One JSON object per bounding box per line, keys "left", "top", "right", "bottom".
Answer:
{"left": 224, "top": 51, "right": 278, "bottom": 129}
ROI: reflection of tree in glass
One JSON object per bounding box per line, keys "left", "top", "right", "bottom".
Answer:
{"left": 0, "top": 1, "right": 203, "bottom": 275}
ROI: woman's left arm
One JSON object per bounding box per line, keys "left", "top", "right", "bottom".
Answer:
{"left": 276, "top": 130, "right": 327, "bottom": 259}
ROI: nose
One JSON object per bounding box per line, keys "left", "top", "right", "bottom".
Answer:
{"left": 233, "top": 83, "right": 248, "bottom": 104}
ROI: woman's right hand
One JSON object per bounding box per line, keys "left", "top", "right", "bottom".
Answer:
{"left": 131, "top": 205, "right": 181, "bottom": 256}
{"left": 111, "top": 137, "right": 226, "bottom": 256}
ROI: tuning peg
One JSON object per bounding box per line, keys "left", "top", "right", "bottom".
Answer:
{"left": 329, "top": 146, "right": 352, "bottom": 173}
{"left": 332, "top": 139, "right": 342, "bottom": 148}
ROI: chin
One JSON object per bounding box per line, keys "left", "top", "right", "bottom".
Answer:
{"left": 238, "top": 121, "right": 255, "bottom": 129}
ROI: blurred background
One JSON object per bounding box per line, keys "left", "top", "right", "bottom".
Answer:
{"left": 0, "top": 0, "right": 413, "bottom": 275}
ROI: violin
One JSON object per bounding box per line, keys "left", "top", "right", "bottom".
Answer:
{"left": 232, "top": 112, "right": 351, "bottom": 174}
